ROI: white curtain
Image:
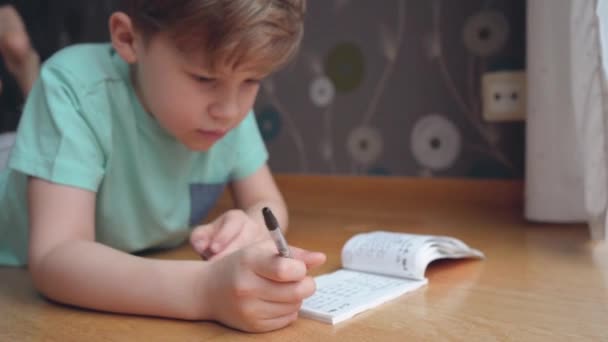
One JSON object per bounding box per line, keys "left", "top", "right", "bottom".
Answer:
{"left": 526, "top": 0, "right": 608, "bottom": 240}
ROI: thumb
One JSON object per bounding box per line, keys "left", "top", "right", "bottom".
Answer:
{"left": 289, "top": 246, "right": 326, "bottom": 270}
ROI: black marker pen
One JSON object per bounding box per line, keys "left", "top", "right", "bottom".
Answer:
{"left": 262, "top": 207, "right": 292, "bottom": 258}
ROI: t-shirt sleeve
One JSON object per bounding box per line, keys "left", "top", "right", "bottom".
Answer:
{"left": 8, "top": 64, "right": 106, "bottom": 192}
{"left": 229, "top": 111, "right": 269, "bottom": 180}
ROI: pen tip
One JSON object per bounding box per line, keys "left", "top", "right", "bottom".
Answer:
{"left": 262, "top": 207, "right": 279, "bottom": 230}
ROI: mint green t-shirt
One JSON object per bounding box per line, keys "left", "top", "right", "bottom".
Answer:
{"left": 0, "top": 43, "right": 268, "bottom": 266}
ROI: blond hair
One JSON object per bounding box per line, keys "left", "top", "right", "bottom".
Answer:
{"left": 123, "top": 0, "right": 306, "bottom": 74}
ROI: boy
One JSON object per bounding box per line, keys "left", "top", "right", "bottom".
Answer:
{"left": 0, "top": 0, "right": 326, "bottom": 333}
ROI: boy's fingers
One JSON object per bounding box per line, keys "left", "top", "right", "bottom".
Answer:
{"left": 257, "top": 276, "right": 316, "bottom": 303}
{"left": 204, "top": 235, "right": 249, "bottom": 260}
{"left": 250, "top": 243, "right": 308, "bottom": 281}
{"left": 289, "top": 246, "right": 327, "bottom": 269}
{"left": 254, "top": 254, "right": 306, "bottom": 282}
{"left": 251, "top": 312, "right": 298, "bottom": 332}
{"left": 206, "top": 218, "right": 245, "bottom": 253}
{"left": 256, "top": 300, "right": 302, "bottom": 319}
{"left": 249, "top": 242, "right": 326, "bottom": 281}
{"left": 190, "top": 223, "right": 216, "bottom": 253}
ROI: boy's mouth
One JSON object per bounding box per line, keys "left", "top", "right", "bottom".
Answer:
{"left": 196, "top": 129, "right": 227, "bottom": 141}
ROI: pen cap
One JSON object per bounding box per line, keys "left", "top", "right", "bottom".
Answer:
{"left": 262, "top": 207, "right": 279, "bottom": 231}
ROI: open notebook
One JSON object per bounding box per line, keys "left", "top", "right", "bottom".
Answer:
{"left": 300, "top": 231, "right": 484, "bottom": 324}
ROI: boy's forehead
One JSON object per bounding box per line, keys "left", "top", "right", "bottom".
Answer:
{"left": 178, "top": 47, "right": 272, "bottom": 77}
{"left": 151, "top": 29, "right": 278, "bottom": 78}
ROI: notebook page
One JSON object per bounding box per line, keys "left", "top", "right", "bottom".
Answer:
{"left": 341, "top": 232, "right": 484, "bottom": 280}
{"left": 341, "top": 231, "right": 434, "bottom": 280}
{"left": 300, "top": 269, "right": 427, "bottom": 324}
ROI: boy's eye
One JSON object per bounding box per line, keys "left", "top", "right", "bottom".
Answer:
{"left": 192, "top": 74, "right": 215, "bottom": 83}
{"left": 245, "top": 79, "right": 261, "bottom": 85}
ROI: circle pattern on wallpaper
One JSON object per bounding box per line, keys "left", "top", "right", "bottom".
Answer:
{"left": 309, "top": 76, "right": 336, "bottom": 107}
{"left": 324, "top": 42, "right": 365, "bottom": 93}
{"left": 410, "top": 114, "right": 462, "bottom": 171}
{"left": 463, "top": 10, "right": 509, "bottom": 57}
{"left": 256, "top": 107, "right": 282, "bottom": 142}
{"left": 347, "top": 125, "right": 383, "bottom": 165}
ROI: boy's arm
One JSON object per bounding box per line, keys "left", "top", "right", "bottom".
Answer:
{"left": 27, "top": 177, "right": 207, "bottom": 320}
{"left": 27, "top": 177, "right": 324, "bottom": 332}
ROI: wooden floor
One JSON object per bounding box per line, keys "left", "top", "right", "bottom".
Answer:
{"left": 1, "top": 175, "right": 606, "bottom": 341}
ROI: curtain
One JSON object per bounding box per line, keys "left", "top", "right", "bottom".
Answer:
{"left": 526, "top": 0, "right": 607, "bottom": 240}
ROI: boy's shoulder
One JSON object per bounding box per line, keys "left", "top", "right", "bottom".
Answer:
{"left": 42, "top": 43, "right": 122, "bottom": 86}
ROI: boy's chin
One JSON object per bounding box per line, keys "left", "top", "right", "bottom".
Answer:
{"left": 175, "top": 137, "right": 213, "bottom": 151}
{"left": 183, "top": 142, "right": 214, "bottom": 151}
{"left": 177, "top": 131, "right": 229, "bottom": 151}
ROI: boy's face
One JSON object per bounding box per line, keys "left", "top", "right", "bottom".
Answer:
{"left": 131, "top": 32, "right": 264, "bottom": 151}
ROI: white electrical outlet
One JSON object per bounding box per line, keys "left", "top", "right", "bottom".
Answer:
{"left": 481, "top": 71, "right": 527, "bottom": 122}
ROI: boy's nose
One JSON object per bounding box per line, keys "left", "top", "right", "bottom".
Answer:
{"left": 208, "top": 91, "right": 239, "bottom": 122}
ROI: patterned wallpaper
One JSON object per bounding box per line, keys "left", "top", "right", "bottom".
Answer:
{"left": 0, "top": 0, "right": 526, "bottom": 179}
{"left": 255, "top": 0, "right": 526, "bottom": 178}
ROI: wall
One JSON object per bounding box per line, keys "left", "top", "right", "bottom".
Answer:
{"left": 0, "top": 0, "right": 526, "bottom": 178}
{"left": 255, "top": 0, "right": 526, "bottom": 178}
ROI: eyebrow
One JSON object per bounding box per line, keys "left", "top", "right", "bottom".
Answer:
{"left": 184, "top": 65, "right": 268, "bottom": 81}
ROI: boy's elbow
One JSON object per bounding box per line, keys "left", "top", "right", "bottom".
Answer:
{"left": 28, "top": 250, "right": 53, "bottom": 295}
{"left": 28, "top": 262, "right": 51, "bottom": 297}
{"left": 27, "top": 243, "right": 66, "bottom": 296}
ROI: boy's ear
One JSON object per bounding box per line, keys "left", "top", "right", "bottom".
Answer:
{"left": 109, "top": 12, "right": 140, "bottom": 64}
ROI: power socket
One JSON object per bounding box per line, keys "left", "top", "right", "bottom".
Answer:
{"left": 481, "top": 71, "right": 526, "bottom": 122}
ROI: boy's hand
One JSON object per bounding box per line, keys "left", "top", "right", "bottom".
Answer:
{"left": 190, "top": 209, "right": 268, "bottom": 260}
{"left": 198, "top": 240, "right": 326, "bottom": 332}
